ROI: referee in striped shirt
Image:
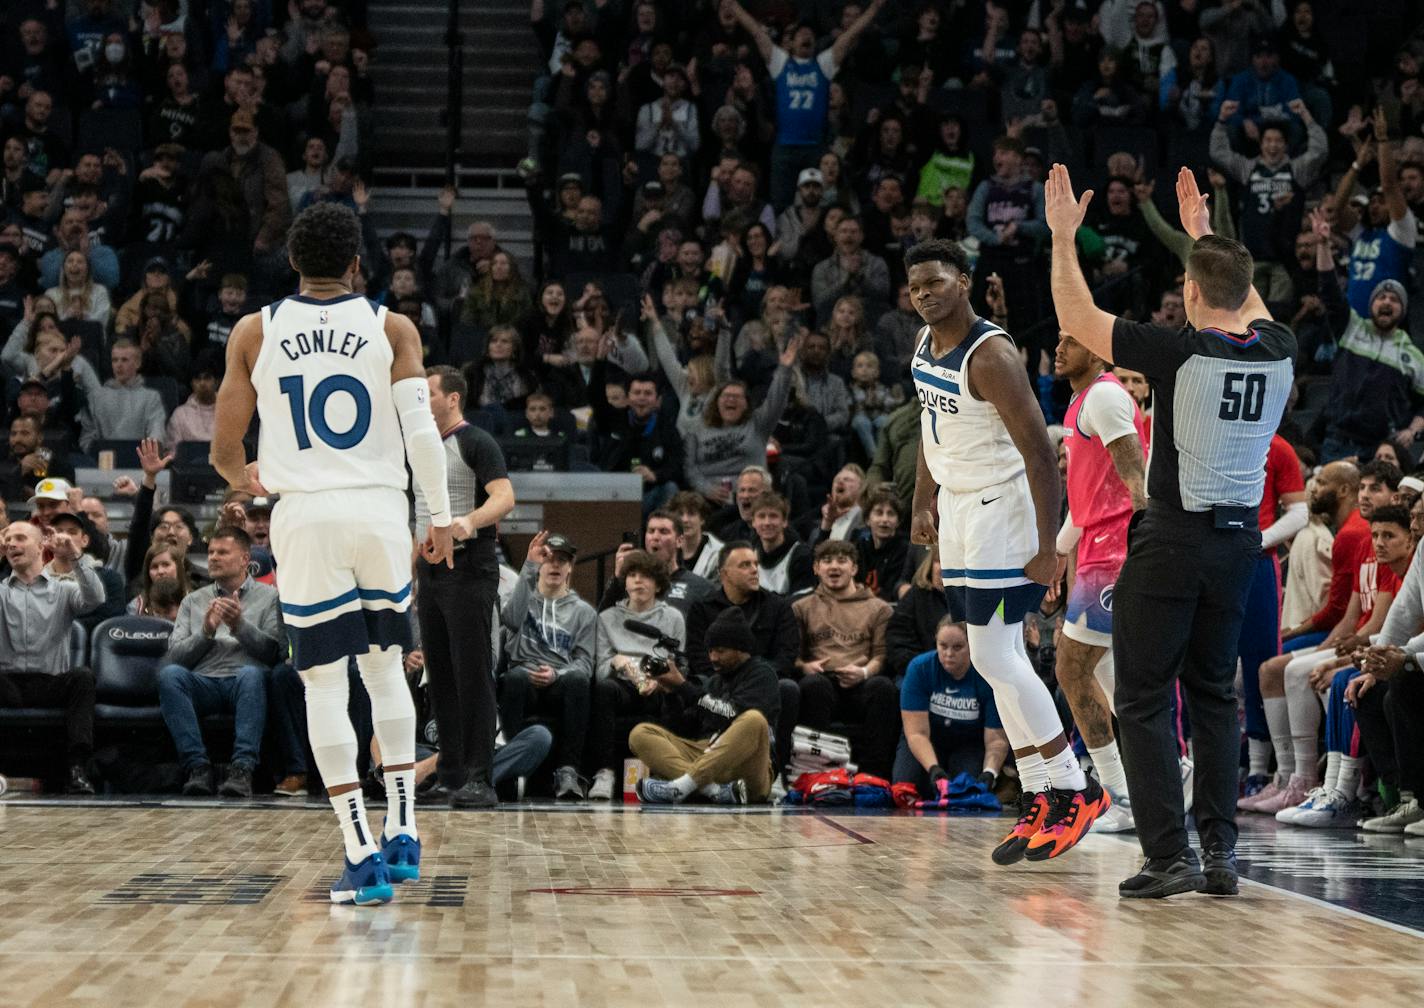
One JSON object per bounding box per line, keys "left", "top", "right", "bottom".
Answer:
{"left": 1044, "top": 167, "right": 1296, "bottom": 899}
{"left": 414, "top": 366, "right": 516, "bottom": 807}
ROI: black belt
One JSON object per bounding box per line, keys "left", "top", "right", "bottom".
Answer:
{"left": 1147, "top": 501, "right": 1258, "bottom": 530}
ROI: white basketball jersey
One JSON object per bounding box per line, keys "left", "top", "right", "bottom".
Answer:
{"left": 910, "top": 319, "right": 1025, "bottom": 494}
{"left": 251, "top": 293, "right": 408, "bottom": 496}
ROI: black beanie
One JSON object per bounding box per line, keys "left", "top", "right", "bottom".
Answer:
{"left": 706, "top": 607, "right": 756, "bottom": 653}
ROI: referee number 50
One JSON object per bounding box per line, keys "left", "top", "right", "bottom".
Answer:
{"left": 1218, "top": 372, "right": 1267, "bottom": 423}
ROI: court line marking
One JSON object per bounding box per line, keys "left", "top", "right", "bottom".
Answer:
{"left": 814, "top": 814, "right": 877, "bottom": 844}
{"left": 1236, "top": 877, "right": 1424, "bottom": 941}
{"left": 1, "top": 948, "right": 1422, "bottom": 970}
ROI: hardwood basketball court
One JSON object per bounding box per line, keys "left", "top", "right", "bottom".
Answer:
{"left": 2, "top": 799, "right": 1422, "bottom": 1006}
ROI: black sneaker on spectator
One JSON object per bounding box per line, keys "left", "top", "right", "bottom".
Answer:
{"left": 553, "top": 766, "right": 586, "bottom": 801}
{"left": 451, "top": 780, "right": 498, "bottom": 808}
{"left": 219, "top": 765, "right": 253, "bottom": 798}
{"left": 67, "top": 765, "right": 95, "bottom": 795}
{"left": 182, "top": 764, "right": 215, "bottom": 796}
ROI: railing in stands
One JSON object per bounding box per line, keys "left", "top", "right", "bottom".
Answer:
{"left": 575, "top": 545, "right": 622, "bottom": 603}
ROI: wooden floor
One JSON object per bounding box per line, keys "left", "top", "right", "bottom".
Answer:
{"left": 2, "top": 800, "right": 1423, "bottom": 1007}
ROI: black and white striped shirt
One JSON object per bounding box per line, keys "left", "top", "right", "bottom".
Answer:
{"left": 413, "top": 421, "right": 509, "bottom": 565}
{"left": 1112, "top": 318, "right": 1296, "bottom": 514}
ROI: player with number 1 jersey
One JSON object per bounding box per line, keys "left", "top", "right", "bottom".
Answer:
{"left": 906, "top": 239, "right": 1109, "bottom": 867}
{"left": 212, "top": 202, "right": 454, "bottom": 908}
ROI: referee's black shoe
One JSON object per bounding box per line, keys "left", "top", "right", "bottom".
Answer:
{"left": 1119, "top": 848, "right": 1208, "bottom": 899}
{"left": 1201, "top": 844, "right": 1239, "bottom": 896}
{"left": 450, "top": 779, "right": 498, "bottom": 808}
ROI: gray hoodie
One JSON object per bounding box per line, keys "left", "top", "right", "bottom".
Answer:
{"left": 596, "top": 598, "right": 685, "bottom": 680}
{"left": 501, "top": 560, "right": 598, "bottom": 678}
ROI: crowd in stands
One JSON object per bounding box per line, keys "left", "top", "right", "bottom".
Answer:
{"left": 5, "top": 0, "right": 1424, "bottom": 821}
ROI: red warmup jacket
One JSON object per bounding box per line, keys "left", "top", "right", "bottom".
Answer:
{"left": 1306, "top": 509, "right": 1371, "bottom": 633}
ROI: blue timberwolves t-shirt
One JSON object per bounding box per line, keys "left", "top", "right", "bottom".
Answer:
{"left": 1347, "top": 214, "right": 1416, "bottom": 318}
{"left": 768, "top": 47, "right": 837, "bottom": 146}
{"left": 900, "top": 651, "right": 1001, "bottom": 741}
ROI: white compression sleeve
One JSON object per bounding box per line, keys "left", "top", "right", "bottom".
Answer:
{"left": 392, "top": 376, "right": 451, "bottom": 527}
{"left": 1056, "top": 509, "right": 1081, "bottom": 556}
{"left": 1260, "top": 501, "right": 1307, "bottom": 551}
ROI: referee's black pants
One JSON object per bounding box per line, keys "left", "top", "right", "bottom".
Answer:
{"left": 416, "top": 551, "right": 499, "bottom": 790}
{"left": 1113, "top": 507, "right": 1259, "bottom": 861}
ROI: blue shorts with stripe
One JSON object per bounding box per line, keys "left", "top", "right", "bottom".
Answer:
{"left": 938, "top": 476, "right": 1046, "bottom": 626}
{"left": 269, "top": 487, "right": 415, "bottom": 670}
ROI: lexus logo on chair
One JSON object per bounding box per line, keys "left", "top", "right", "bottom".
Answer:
{"left": 108, "top": 628, "right": 171, "bottom": 642}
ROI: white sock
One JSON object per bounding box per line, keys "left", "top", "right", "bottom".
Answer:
{"left": 301, "top": 659, "right": 377, "bottom": 861}
{"left": 1263, "top": 696, "right": 1295, "bottom": 777}
{"left": 1336, "top": 754, "right": 1361, "bottom": 799}
{"left": 330, "top": 789, "right": 379, "bottom": 863}
{"left": 1248, "top": 738, "right": 1272, "bottom": 777}
{"left": 1285, "top": 657, "right": 1323, "bottom": 782}
{"left": 670, "top": 774, "right": 697, "bottom": 799}
{"left": 383, "top": 768, "right": 416, "bottom": 840}
{"left": 1017, "top": 752, "right": 1048, "bottom": 794}
{"left": 358, "top": 646, "right": 418, "bottom": 841}
{"left": 1043, "top": 746, "right": 1087, "bottom": 792}
{"left": 1323, "top": 749, "right": 1341, "bottom": 794}
{"left": 1087, "top": 741, "right": 1128, "bottom": 799}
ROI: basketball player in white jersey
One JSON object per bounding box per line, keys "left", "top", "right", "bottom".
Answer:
{"left": 907, "top": 239, "right": 1109, "bottom": 864}
{"left": 212, "top": 203, "right": 454, "bottom": 906}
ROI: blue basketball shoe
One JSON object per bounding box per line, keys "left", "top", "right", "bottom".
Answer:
{"left": 329, "top": 852, "right": 394, "bottom": 906}
{"left": 381, "top": 833, "right": 422, "bottom": 883}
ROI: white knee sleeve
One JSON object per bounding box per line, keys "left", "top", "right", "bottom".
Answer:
{"left": 301, "top": 659, "right": 358, "bottom": 788}
{"left": 1093, "top": 650, "right": 1116, "bottom": 714}
{"left": 358, "top": 646, "right": 416, "bottom": 767}
{"left": 966, "top": 617, "right": 1063, "bottom": 749}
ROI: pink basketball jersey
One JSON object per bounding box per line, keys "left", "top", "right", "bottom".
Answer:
{"left": 1063, "top": 371, "right": 1148, "bottom": 567}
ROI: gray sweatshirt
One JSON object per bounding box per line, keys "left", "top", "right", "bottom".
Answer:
{"left": 80, "top": 377, "right": 168, "bottom": 452}
{"left": 596, "top": 598, "right": 685, "bottom": 680}
{"left": 682, "top": 363, "right": 792, "bottom": 496}
{"left": 165, "top": 577, "right": 285, "bottom": 677}
{"left": 502, "top": 561, "right": 598, "bottom": 678}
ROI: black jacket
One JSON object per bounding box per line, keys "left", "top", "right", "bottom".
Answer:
{"left": 601, "top": 408, "right": 683, "bottom": 486}
{"left": 660, "top": 654, "right": 780, "bottom": 740}
{"left": 685, "top": 587, "right": 801, "bottom": 682}
{"left": 885, "top": 585, "right": 948, "bottom": 680}
{"left": 856, "top": 532, "right": 910, "bottom": 603}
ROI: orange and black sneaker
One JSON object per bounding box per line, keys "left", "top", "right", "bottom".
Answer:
{"left": 1024, "top": 778, "right": 1111, "bottom": 862}
{"left": 991, "top": 791, "right": 1050, "bottom": 866}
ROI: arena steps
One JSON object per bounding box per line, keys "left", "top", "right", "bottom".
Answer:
{"left": 367, "top": 0, "right": 538, "bottom": 171}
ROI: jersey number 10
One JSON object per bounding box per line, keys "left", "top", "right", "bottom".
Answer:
{"left": 1218, "top": 372, "right": 1267, "bottom": 422}
{"left": 279, "top": 374, "right": 372, "bottom": 450}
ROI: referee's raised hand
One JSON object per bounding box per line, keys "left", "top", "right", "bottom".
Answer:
{"left": 1044, "top": 163, "right": 1093, "bottom": 239}
{"left": 1175, "top": 167, "right": 1211, "bottom": 240}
